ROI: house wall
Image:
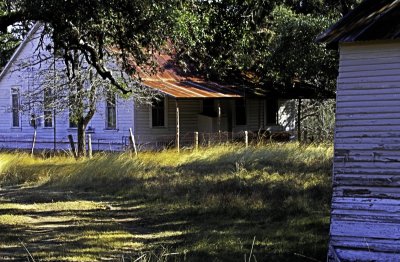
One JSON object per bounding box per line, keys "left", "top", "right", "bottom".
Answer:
{"left": 0, "top": 28, "right": 135, "bottom": 151}
{"left": 0, "top": 27, "right": 296, "bottom": 151}
{"left": 330, "top": 40, "right": 400, "bottom": 261}
{"left": 134, "top": 97, "right": 296, "bottom": 148}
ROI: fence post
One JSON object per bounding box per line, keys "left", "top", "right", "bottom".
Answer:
{"left": 88, "top": 134, "right": 93, "bottom": 159}
{"left": 303, "top": 126, "right": 308, "bottom": 144}
{"left": 176, "top": 100, "right": 180, "bottom": 152}
{"left": 68, "top": 135, "right": 78, "bottom": 159}
{"left": 31, "top": 129, "right": 37, "bottom": 157}
{"left": 245, "top": 131, "right": 249, "bottom": 148}
{"left": 129, "top": 128, "right": 138, "bottom": 157}
{"left": 194, "top": 131, "right": 199, "bottom": 151}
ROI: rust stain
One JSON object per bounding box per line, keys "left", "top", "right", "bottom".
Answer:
{"left": 138, "top": 54, "right": 244, "bottom": 99}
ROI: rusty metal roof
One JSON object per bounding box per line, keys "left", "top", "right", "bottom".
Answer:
{"left": 316, "top": 0, "right": 400, "bottom": 48}
{"left": 136, "top": 54, "right": 244, "bottom": 99}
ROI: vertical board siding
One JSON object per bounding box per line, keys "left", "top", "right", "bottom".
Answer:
{"left": 330, "top": 41, "right": 400, "bottom": 261}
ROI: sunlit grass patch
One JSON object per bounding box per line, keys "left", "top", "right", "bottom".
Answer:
{"left": 0, "top": 142, "right": 333, "bottom": 261}
{"left": 0, "top": 214, "right": 35, "bottom": 225}
{"left": 0, "top": 201, "right": 105, "bottom": 212}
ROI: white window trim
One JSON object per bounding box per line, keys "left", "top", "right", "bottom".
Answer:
{"left": 105, "top": 94, "right": 118, "bottom": 130}
{"left": 11, "top": 87, "right": 20, "bottom": 128}
{"left": 149, "top": 96, "right": 168, "bottom": 128}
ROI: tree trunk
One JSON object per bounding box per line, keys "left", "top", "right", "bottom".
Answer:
{"left": 77, "top": 118, "right": 86, "bottom": 158}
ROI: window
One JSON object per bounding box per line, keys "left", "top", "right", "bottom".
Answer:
{"left": 152, "top": 97, "right": 165, "bottom": 127}
{"left": 202, "top": 99, "right": 216, "bottom": 117}
{"left": 11, "top": 88, "right": 20, "bottom": 127}
{"left": 106, "top": 92, "right": 116, "bottom": 129}
{"left": 69, "top": 114, "right": 77, "bottom": 128}
{"left": 266, "top": 99, "right": 278, "bottom": 125}
{"left": 43, "top": 88, "right": 53, "bottom": 127}
{"left": 44, "top": 111, "right": 53, "bottom": 127}
{"left": 235, "top": 99, "right": 246, "bottom": 125}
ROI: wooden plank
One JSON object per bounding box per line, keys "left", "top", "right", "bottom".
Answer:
{"left": 336, "top": 100, "right": 400, "bottom": 109}
{"left": 331, "top": 236, "right": 400, "bottom": 253}
{"left": 335, "top": 161, "right": 400, "bottom": 169}
{"left": 335, "top": 137, "right": 400, "bottom": 144}
{"left": 337, "top": 94, "right": 400, "bottom": 103}
{"left": 335, "top": 248, "right": 400, "bottom": 261}
{"left": 336, "top": 106, "right": 400, "bottom": 114}
{"left": 338, "top": 86, "right": 400, "bottom": 96}
{"left": 338, "top": 75, "right": 400, "bottom": 85}
{"left": 335, "top": 131, "right": 400, "bottom": 138}
{"left": 339, "top": 63, "right": 400, "bottom": 73}
{"left": 336, "top": 112, "right": 400, "bottom": 121}
{"left": 331, "top": 220, "right": 400, "bottom": 239}
{"left": 338, "top": 82, "right": 400, "bottom": 90}
{"left": 336, "top": 119, "right": 400, "bottom": 127}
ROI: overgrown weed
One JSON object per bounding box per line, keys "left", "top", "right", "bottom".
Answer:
{"left": 0, "top": 142, "right": 332, "bottom": 261}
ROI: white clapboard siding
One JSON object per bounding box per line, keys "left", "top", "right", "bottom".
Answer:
{"left": 331, "top": 40, "right": 400, "bottom": 260}
{"left": 0, "top": 26, "right": 135, "bottom": 151}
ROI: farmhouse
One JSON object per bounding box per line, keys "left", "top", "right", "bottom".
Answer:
{"left": 0, "top": 24, "right": 297, "bottom": 151}
{"left": 317, "top": 0, "right": 400, "bottom": 260}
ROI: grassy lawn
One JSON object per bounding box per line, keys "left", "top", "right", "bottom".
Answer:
{"left": 0, "top": 143, "right": 332, "bottom": 261}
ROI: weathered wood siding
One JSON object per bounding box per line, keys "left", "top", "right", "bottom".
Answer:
{"left": 330, "top": 40, "right": 400, "bottom": 261}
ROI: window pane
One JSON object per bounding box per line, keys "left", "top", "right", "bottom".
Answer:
{"left": 106, "top": 93, "right": 116, "bottom": 129}
{"left": 44, "top": 111, "right": 53, "bottom": 127}
{"left": 152, "top": 98, "right": 165, "bottom": 127}
{"left": 12, "top": 93, "right": 19, "bottom": 127}
{"left": 266, "top": 99, "right": 278, "bottom": 124}
{"left": 202, "top": 99, "right": 216, "bottom": 117}
{"left": 235, "top": 99, "right": 246, "bottom": 125}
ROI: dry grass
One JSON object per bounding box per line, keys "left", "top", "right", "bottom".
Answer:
{"left": 0, "top": 142, "right": 333, "bottom": 261}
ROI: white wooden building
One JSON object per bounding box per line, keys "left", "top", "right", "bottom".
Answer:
{"left": 317, "top": 0, "right": 400, "bottom": 261}
{"left": 0, "top": 24, "right": 296, "bottom": 151}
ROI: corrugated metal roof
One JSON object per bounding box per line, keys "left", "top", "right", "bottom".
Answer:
{"left": 136, "top": 54, "right": 244, "bottom": 99}
{"left": 316, "top": 0, "right": 400, "bottom": 48}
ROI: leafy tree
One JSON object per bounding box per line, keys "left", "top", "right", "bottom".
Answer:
{"left": 0, "top": 0, "right": 177, "bottom": 157}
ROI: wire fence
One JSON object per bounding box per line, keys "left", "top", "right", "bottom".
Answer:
{"left": 0, "top": 130, "right": 296, "bottom": 153}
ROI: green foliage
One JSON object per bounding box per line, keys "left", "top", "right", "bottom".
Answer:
{"left": 0, "top": 31, "right": 19, "bottom": 70}
{"left": 264, "top": 6, "right": 338, "bottom": 90}
{"left": 0, "top": 0, "right": 178, "bottom": 94}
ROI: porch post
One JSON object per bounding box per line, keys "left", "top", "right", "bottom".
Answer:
{"left": 217, "top": 100, "right": 221, "bottom": 141}
{"left": 176, "top": 99, "right": 180, "bottom": 152}
{"left": 297, "top": 98, "right": 302, "bottom": 142}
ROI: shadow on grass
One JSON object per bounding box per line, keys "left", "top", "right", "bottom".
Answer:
{"left": 0, "top": 145, "right": 332, "bottom": 261}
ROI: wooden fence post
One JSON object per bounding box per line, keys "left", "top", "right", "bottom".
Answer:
{"left": 176, "top": 100, "right": 180, "bottom": 152}
{"left": 68, "top": 135, "right": 78, "bottom": 159}
{"left": 297, "top": 98, "right": 302, "bottom": 142}
{"left": 245, "top": 131, "right": 249, "bottom": 148}
{"left": 88, "top": 134, "right": 93, "bottom": 159}
{"left": 129, "top": 128, "right": 138, "bottom": 157}
{"left": 194, "top": 131, "right": 199, "bottom": 151}
{"left": 31, "top": 129, "right": 37, "bottom": 157}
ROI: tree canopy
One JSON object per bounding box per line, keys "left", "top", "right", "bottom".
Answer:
{"left": 0, "top": 0, "right": 363, "bottom": 97}
{"left": 172, "top": 0, "right": 362, "bottom": 96}
{"left": 0, "top": 0, "right": 177, "bottom": 94}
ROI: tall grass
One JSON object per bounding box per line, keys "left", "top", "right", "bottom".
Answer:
{"left": 0, "top": 142, "right": 333, "bottom": 261}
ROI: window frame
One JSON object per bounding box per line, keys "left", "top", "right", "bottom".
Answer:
{"left": 11, "top": 87, "right": 20, "bottom": 128}
{"left": 43, "top": 88, "right": 53, "bottom": 128}
{"left": 149, "top": 96, "right": 168, "bottom": 128}
{"left": 235, "top": 98, "right": 247, "bottom": 126}
{"left": 105, "top": 92, "right": 117, "bottom": 130}
{"left": 266, "top": 99, "right": 279, "bottom": 125}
